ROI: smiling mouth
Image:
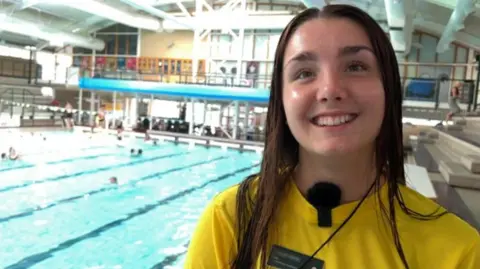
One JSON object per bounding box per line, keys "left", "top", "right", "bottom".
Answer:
{"left": 310, "top": 114, "right": 358, "bottom": 127}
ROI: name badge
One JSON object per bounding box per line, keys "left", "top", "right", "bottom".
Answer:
{"left": 267, "top": 245, "right": 324, "bottom": 269}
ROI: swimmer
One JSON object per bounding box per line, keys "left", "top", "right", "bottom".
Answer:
{"left": 109, "top": 177, "right": 118, "bottom": 185}
{"left": 1, "top": 153, "right": 6, "bottom": 160}
{"left": 130, "top": 148, "right": 143, "bottom": 156}
{"left": 8, "top": 147, "right": 19, "bottom": 161}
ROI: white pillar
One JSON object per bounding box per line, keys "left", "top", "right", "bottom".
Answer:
{"left": 149, "top": 94, "right": 154, "bottom": 130}
{"left": 189, "top": 98, "right": 195, "bottom": 134}
{"left": 129, "top": 97, "right": 138, "bottom": 126}
{"left": 219, "top": 104, "right": 224, "bottom": 127}
{"left": 202, "top": 100, "right": 207, "bottom": 124}
{"left": 89, "top": 91, "right": 95, "bottom": 126}
{"left": 191, "top": 0, "right": 203, "bottom": 83}
{"left": 232, "top": 101, "right": 239, "bottom": 139}
{"left": 78, "top": 88, "right": 83, "bottom": 123}
{"left": 243, "top": 102, "right": 249, "bottom": 129}
{"left": 124, "top": 97, "right": 129, "bottom": 126}
{"left": 91, "top": 32, "right": 97, "bottom": 78}
{"left": 235, "top": 0, "right": 247, "bottom": 84}
{"left": 112, "top": 91, "right": 117, "bottom": 120}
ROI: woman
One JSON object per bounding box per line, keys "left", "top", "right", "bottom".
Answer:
{"left": 63, "top": 102, "right": 74, "bottom": 129}
{"left": 185, "top": 5, "right": 479, "bottom": 269}
{"left": 445, "top": 81, "right": 463, "bottom": 124}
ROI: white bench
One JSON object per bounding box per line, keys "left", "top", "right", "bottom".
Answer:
{"left": 405, "top": 164, "right": 437, "bottom": 200}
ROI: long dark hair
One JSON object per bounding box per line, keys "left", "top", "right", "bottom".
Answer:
{"left": 231, "top": 5, "right": 446, "bottom": 269}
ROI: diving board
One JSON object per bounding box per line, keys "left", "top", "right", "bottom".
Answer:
{"left": 79, "top": 78, "right": 270, "bottom": 103}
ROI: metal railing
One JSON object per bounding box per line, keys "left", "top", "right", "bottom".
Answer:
{"left": 0, "top": 88, "right": 52, "bottom": 119}
{"left": 82, "top": 68, "right": 479, "bottom": 112}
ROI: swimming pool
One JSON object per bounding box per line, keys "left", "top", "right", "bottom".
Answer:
{"left": 0, "top": 131, "right": 262, "bottom": 269}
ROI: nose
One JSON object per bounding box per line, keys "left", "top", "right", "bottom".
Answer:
{"left": 315, "top": 69, "right": 348, "bottom": 103}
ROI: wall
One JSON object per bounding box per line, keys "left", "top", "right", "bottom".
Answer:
{"left": 207, "top": 30, "right": 281, "bottom": 89}
{"left": 205, "top": 28, "right": 479, "bottom": 91}
{"left": 399, "top": 31, "right": 478, "bottom": 105}
{"left": 139, "top": 30, "right": 195, "bottom": 59}
{"left": 0, "top": 44, "right": 73, "bottom": 83}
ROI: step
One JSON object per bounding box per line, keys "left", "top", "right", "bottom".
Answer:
{"left": 460, "top": 155, "right": 480, "bottom": 174}
{"left": 439, "top": 161, "right": 480, "bottom": 190}
{"left": 427, "top": 131, "right": 439, "bottom": 139}
{"left": 446, "top": 124, "right": 463, "bottom": 131}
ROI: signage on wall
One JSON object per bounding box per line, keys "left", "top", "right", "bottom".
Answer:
{"left": 117, "top": 57, "right": 126, "bottom": 70}
{"left": 126, "top": 58, "right": 137, "bottom": 71}
{"left": 95, "top": 56, "right": 106, "bottom": 69}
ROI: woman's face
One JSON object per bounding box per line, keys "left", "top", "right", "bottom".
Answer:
{"left": 282, "top": 18, "right": 385, "bottom": 156}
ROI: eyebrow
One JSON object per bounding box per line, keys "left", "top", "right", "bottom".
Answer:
{"left": 285, "top": 45, "right": 374, "bottom": 67}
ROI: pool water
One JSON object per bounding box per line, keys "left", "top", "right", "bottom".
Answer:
{"left": 0, "top": 132, "right": 262, "bottom": 269}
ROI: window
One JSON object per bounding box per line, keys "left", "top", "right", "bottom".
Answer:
{"left": 117, "top": 35, "right": 127, "bottom": 55}
{"left": 73, "top": 47, "right": 93, "bottom": 55}
{"left": 128, "top": 35, "right": 138, "bottom": 56}
{"left": 105, "top": 35, "right": 115, "bottom": 55}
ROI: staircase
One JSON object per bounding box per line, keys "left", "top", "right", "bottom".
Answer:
{"left": 412, "top": 116, "right": 480, "bottom": 229}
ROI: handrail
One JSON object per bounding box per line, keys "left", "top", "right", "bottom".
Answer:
{"left": 80, "top": 68, "right": 478, "bottom": 111}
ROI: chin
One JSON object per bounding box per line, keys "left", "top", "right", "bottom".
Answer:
{"left": 309, "top": 139, "right": 363, "bottom": 156}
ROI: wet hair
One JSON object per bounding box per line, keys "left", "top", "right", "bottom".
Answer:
{"left": 130, "top": 149, "right": 135, "bottom": 154}
{"left": 1, "top": 153, "right": 5, "bottom": 159}
{"left": 153, "top": 140, "right": 157, "bottom": 146}
{"left": 138, "top": 149, "right": 143, "bottom": 155}
{"left": 117, "top": 136, "right": 122, "bottom": 141}
{"left": 110, "top": 177, "right": 118, "bottom": 184}
{"left": 231, "top": 5, "right": 447, "bottom": 269}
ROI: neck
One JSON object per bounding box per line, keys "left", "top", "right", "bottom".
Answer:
{"left": 294, "top": 147, "right": 377, "bottom": 204}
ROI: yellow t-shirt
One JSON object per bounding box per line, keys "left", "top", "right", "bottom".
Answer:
{"left": 184, "top": 178, "right": 480, "bottom": 269}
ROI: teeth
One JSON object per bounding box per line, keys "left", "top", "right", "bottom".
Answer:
{"left": 314, "top": 114, "right": 355, "bottom": 126}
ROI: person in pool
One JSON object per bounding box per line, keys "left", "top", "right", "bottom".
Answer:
{"left": 109, "top": 177, "right": 118, "bottom": 185}
{"left": 130, "top": 149, "right": 143, "bottom": 156}
{"left": 8, "top": 147, "right": 19, "bottom": 161}
{"left": 1, "top": 153, "right": 6, "bottom": 161}
{"left": 185, "top": 5, "right": 480, "bottom": 269}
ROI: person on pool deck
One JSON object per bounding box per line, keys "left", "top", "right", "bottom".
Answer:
{"left": 63, "top": 102, "right": 74, "bottom": 130}
{"left": 97, "top": 106, "right": 106, "bottom": 128}
{"left": 185, "top": 5, "right": 479, "bottom": 269}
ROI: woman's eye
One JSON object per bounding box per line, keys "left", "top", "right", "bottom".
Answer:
{"left": 346, "top": 61, "right": 368, "bottom": 72}
{"left": 295, "top": 70, "right": 314, "bottom": 80}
